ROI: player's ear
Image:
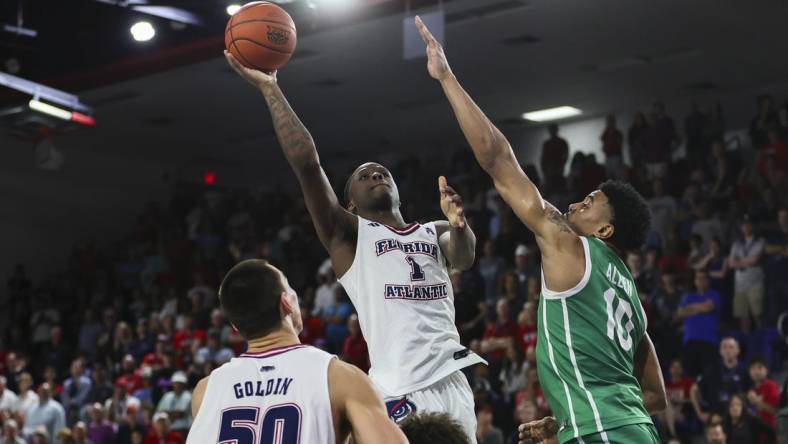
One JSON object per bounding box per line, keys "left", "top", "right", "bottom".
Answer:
{"left": 279, "top": 291, "right": 295, "bottom": 317}
{"left": 596, "top": 222, "right": 614, "bottom": 240}
{"left": 347, "top": 200, "right": 357, "bottom": 214}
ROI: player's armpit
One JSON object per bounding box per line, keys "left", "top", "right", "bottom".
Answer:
{"left": 634, "top": 333, "right": 668, "bottom": 414}
{"left": 191, "top": 376, "right": 209, "bottom": 418}
{"left": 328, "top": 359, "right": 408, "bottom": 444}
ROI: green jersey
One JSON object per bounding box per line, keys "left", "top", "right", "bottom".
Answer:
{"left": 535, "top": 236, "right": 652, "bottom": 444}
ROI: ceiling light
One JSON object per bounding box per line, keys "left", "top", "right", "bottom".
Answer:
{"left": 29, "top": 99, "right": 71, "bottom": 120}
{"left": 226, "top": 4, "right": 242, "bottom": 15}
{"left": 130, "top": 21, "right": 155, "bottom": 42}
{"left": 522, "top": 106, "right": 582, "bottom": 122}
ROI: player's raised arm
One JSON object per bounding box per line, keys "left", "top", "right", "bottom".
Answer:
{"left": 225, "top": 52, "right": 357, "bottom": 273}
{"left": 328, "top": 359, "right": 408, "bottom": 444}
{"left": 415, "top": 17, "right": 571, "bottom": 250}
{"left": 435, "top": 176, "right": 476, "bottom": 271}
{"left": 634, "top": 333, "right": 668, "bottom": 414}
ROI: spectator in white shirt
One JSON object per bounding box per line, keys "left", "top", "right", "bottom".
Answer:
{"left": 647, "top": 178, "right": 677, "bottom": 247}
{"left": 14, "top": 372, "right": 38, "bottom": 416}
{"left": 24, "top": 383, "right": 66, "bottom": 444}
{"left": 156, "top": 371, "right": 192, "bottom": 435}
{"left": 312, "top": 259, "right": 338, "bottom": 317}
{"left": 61, "top": 358, "right": 92, "bottom": 425}
{"left": 729, "top": 215, "right": 766, "bottom": 334}
{"left": 0, "top": 376, "right": 19, "bottom": 414}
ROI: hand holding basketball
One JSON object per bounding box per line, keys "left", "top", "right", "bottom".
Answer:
{"left": 439, "top": 176, "right": 466, "bottom": 229}
{"left": 415, "top": 16, "right": 452, "bottom": 81}
{"left": 225, "top": 50, "right": 277, "bottom": 89}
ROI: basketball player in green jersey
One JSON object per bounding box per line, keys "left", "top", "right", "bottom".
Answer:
{"left": 416, "top": 17, "right": 667, "bottom": 444}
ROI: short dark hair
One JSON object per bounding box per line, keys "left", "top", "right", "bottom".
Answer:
{"left": 399, "top": 412, "right": 470, "bottom": 444}
{"left": 749, "top": 355, "right": 769, "bottom": 369}
{"left": 599, "top": 180, "right": 651, "bottom": 252}
{"left": 218, "top": 260, "right": 284, "bottom": 340}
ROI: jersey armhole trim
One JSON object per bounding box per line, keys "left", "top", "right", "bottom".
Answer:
{"left": 336, "top": 215, "right": 363, "bottom": 285}
{"left": 190, "top": 374, "right": 213, "bottom": 428}
{"left": 541, "top": 236, "right": 591, "bottom": 300}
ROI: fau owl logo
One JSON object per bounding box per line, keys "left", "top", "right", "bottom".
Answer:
{"left": 386, "top": 397, "right": 417, "bottom": 423}
{"left": 266, "top": 26, "right": 291, "bottom": 45}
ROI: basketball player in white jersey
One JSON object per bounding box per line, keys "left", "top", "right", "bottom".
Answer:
{"left": 225, "top": 51, "right": 487, "bottom": 441}
{"left": 188, "top": 259, "right": 406, "bottom": 444}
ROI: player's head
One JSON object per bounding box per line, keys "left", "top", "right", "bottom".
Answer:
{"left": 399, "top": 412, "right": 471, "bottom": 444}
{"left": 219, "top": 259, "right": 303, "bottom": 340}
{"left": 565, "top": 180, "right": 651, "bottom": 252}
{"left": 343, "top": 162, "right": 401, "bottom": 214}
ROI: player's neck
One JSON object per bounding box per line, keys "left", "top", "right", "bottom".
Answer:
{"left": 244, "top": 330, "right": 301, "bottom": 355}
{"left": 358, "top": 208, "right": 408, "bottom": 228}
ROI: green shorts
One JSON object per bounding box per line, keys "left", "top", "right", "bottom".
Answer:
{"left": 564, "top": 423, "right": 659, "bottom": 444}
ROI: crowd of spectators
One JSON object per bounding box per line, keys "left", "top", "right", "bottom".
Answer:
{"left": 1, "top": 94, "right": 787, "bottom": 444}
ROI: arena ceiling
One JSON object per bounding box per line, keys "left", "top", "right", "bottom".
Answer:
{"left": 3, "top": 0, "right": 788, "bottom": 179}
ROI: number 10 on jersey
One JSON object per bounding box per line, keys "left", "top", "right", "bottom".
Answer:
{"left": 603, "top": 288, "right": 634, "bottom": 351}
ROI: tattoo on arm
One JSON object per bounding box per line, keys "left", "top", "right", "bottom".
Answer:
{"left": 262, "top": 85, "right": 317, "bottom": 166}
{"left": 546, "top": 208, "right": 573, "bottom": 233}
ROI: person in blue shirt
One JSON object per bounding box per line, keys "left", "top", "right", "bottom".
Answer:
{"left": 677, "top": 269, "right": 721, "bottom": 378}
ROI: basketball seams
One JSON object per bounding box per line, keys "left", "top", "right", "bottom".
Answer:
{"left": 229, "top": 22, "right": 267, "bottom": 72}
{"left": 229, "top": 18, "right": 296, "bottom": 32}
{"left": 231, "top": 38, "right": 293, "bottom": 55}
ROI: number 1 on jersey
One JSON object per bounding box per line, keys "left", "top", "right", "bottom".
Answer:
{"left": 405, "top": 256, "right": 425, "bottom": 281}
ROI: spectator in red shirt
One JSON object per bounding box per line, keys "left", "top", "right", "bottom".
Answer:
{"left": 172, "top": 314, "right": 206, "bottom": 354}
{"left": 516, "top": 301, "right": 537, "bottom": 353}
{"left": 145, "top": 412, "right": 184, "bottom": 444}
{"left": 481, "top": 300, "right": 519, "bottom": 364}
{"left": 341, "top": 314, "right": 369, "bottom": 372}
{"left": 115, "top": 354, "right": 143, "bottom": 394}
{"left": 660, "top": 359, "right": 695, "bottom": 443}
{"left": 747, "top": 356, "right": 779, "bottom": 427}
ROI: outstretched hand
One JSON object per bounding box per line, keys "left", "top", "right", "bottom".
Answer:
{"left": 224, "top": 50, "right": 277, "bottom": 89}
{"left": 518, "top": 416, "right": 560, "bottom": 444}
{"left": 439, "top": 176, "right": 466, "bottom": 229}
{"left": 415, "top": 16, "right": 453, "bottom": 81}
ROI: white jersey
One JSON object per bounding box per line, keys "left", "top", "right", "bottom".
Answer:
{"left": 338, "top": 216, "right": 486, "bottom": 397}
{"left": 187, "top": 344, "right": 335, "bottom": 444}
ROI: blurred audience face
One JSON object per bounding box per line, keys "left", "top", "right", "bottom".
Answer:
{"left": 51, "top": 325, "right": 63, "bottom": 344}
{"left": 660, "top": 273, "right": 676, "bottom": 291}
{"left": 728, "top": 395, "right": 743, "bottom": 420}
{"left": 483, "top": 240, "right": 495, "bottom": 257}
{"left": 749, "top": 361, "right": 768, "bottom": 384}
{"left": 154, "top": 416, "right": 170, "bottom": 436}
{"left": 476, "top": 408, "right": 493, "bottom": 430}
{"left": 90, "top": 403, "right": 104, "bottom": 423}
{"left": 516, "top": 401, "right": 538, "bottom": 423}
{"left": 496, "top": 300, "right": 509, "bottom": 321}
{"left": 72, "top": 422, "right": 87, "bottom": 440}
{"left": 669, "top": 360, "right": 683, "bottom": 381}
{"left": 3, "top": 419, "right": 19, "bottom": 439}
{"left": 38, "top": 382, "right": 52, "bottom": 401}
{"left": 706, "top": 424, "right": 727, "bottom": 444}
{"left": 740, "top": 220, "right": 754, "bottom": 238}
{"left": 71, "top": 358, "right": 84, "bottom": 379}
{"left": 720, "top": 338, "right": 740, "bottom": 364}
{"left": 18, "top": 372, "right": 32, "bottom": 393}
{"left": 694, "top": 271, "right": 710, "bottom": 293}
{"left": 626, "top": 253, "right": 642, "bottom": 272}
{"left": 131, "top": 430, "right": 144, "bottom": 444}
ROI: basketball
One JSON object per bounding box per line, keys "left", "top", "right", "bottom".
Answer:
{"left": 224, "top": 1, "right": 297, "bottom": 72}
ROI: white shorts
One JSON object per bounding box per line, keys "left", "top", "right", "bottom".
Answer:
{"left": 381, "top": 370, "right": 477, "bottom": 443}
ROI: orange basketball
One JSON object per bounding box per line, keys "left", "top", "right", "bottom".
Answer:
{"left": 224, "top": 2, "right": 297, "bottom": 72}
